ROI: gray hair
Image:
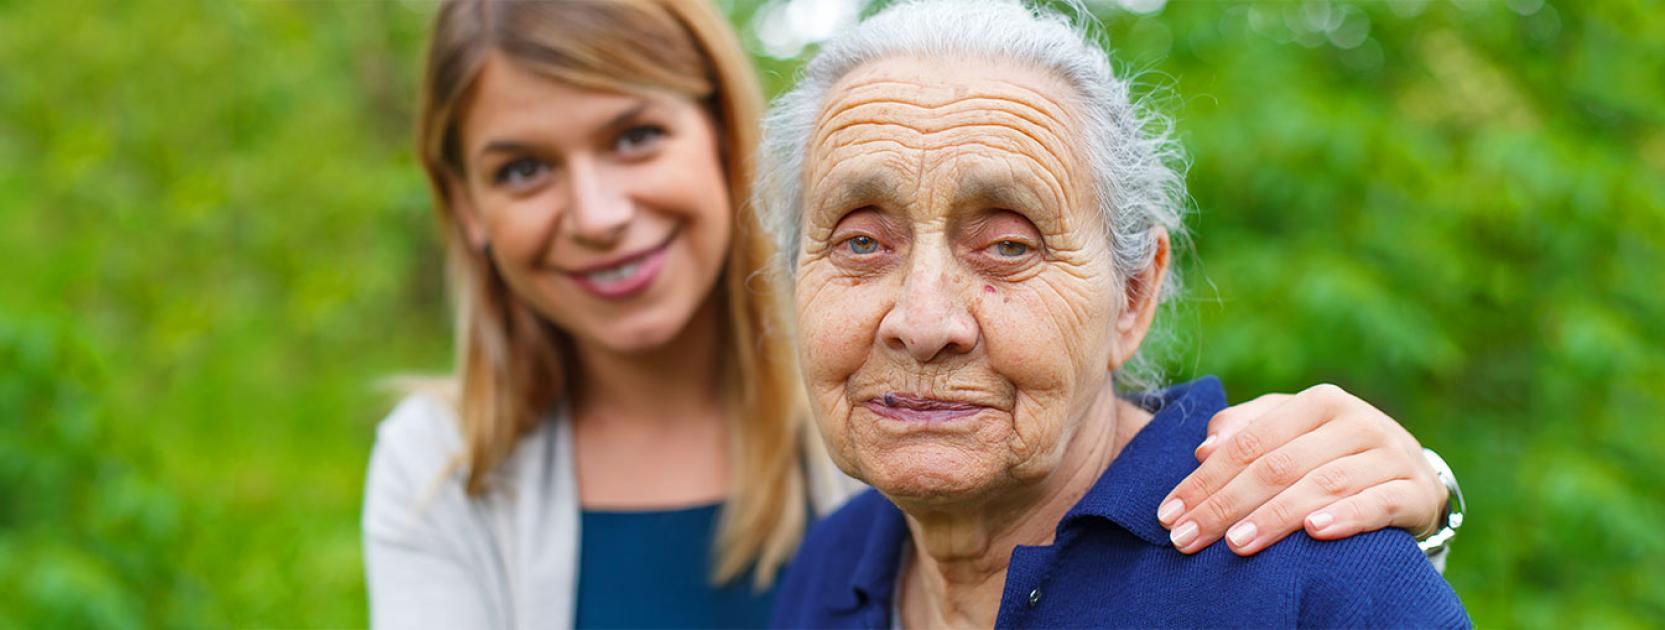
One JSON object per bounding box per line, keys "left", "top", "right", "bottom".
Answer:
{"left": 754, "top": 0, "right": 1190, "bottom": 390}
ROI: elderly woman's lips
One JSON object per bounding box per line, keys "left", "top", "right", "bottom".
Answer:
{"left": 864, "top": 393, "right": 988, "bottom": 423}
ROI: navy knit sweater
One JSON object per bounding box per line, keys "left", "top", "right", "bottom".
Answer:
{"left": 771, "top": 377, "right": 1470, "bottom": 628}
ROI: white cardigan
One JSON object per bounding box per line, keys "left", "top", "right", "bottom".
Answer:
{"left": 361, "top": 395, "right": 862, "bottom": 630}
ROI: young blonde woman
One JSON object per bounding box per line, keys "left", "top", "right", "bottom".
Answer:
{"left": 362, "top": 1, "right": 1464, "bottom": 627}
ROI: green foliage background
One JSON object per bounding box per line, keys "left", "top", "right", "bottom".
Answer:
{"left": 2, "top": 0, "right": 1660, "bottom": 626}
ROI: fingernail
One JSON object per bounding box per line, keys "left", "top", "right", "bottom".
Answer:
{"left": 1308, "top": 510, "right": 1334, "bottom": 532}
{"left": 1195, "top": 434, "right": 1217, "bottom": 457}
{"left": 1227, "top": 521, "right": 1258, "bottom": 548}
{"left": 1158, "top": 499, "right": 1184, "bottom": 525}
{"left": 1170, "top": 521, "right": 1198, "bottom": 548}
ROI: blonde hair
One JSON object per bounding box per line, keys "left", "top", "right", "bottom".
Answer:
{"left": 413, "top": 0, "right": 806, "bottom": 587}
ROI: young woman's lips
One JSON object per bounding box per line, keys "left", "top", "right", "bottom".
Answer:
{"left": 563, "top": 232, "right": 676, "bottom": 301}
{"left": 863, "top": 393, "right": 989, "bottom": 423}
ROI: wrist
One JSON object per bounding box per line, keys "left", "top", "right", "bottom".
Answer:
{"left": 1416, "top": 448, "right": 1465, "bottom": 554}
{"left": 1412, "top": 473, "right": 1450, "bottom": 539}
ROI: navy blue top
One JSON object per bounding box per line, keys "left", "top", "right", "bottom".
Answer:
{"left": 576, "top": 502, "right": 775, "bottom": 629}
{"left": 772, "top": 377, "right": 1470, "bottom": 629}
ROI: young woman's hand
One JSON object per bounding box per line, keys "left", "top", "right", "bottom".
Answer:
{"left": 1156, "top": 384, "right": 1448, "bottom": 556}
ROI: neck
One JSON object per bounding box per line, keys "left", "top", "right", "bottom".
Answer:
{"left": 898, "top": 381, "right": 1154, "bottom": 629}
{"left": 571, "top": 296, "right": 724, "bottom": 423}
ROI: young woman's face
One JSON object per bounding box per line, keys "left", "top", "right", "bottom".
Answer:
{"left": 454, "top": 54, "right": 733, "bottom": 354}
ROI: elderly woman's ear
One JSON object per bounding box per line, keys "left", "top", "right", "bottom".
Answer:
{"left": 1111, "top": 228, "right": 1171, "bottom": 371}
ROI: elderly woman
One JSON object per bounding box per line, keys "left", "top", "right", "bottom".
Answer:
{"left": 761, "top": 1, "right": 1470, "bottom": 627}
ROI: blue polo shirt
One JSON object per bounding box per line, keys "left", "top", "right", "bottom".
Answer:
{"left": 772, "top": 377, "right": 1470, "bottom": 628}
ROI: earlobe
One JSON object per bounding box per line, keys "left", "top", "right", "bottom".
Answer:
{"left": 443, "top": 169, "right": 490, "bottom": 250}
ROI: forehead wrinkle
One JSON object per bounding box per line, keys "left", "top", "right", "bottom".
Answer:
{"left": 921, "top": 129, "right": 1070, "bottom": 183}
{"left": 923, "top": 140, "right": 1069, "bottom": 220}
{"left": 810, "top": 95, "right": 1084, "bottom": 209}
{"left": 827, "top": 74, "right": 1078, "bottom": 135}
{"left": 816, "top": 116, "right": 1077, "bottom": 213}
{"left": 818, "top": 115, "right": 1073, "bottom": 177}
{"left": 820, "top": 120, "right": 1072, "bottom": 185}
{"left": 814, "top": 95, "right": 1074, "bottom": 162}
{"left": 813, "top": 134, "right": 1071, "bottom": 233}
{"left": 809, "top": 135, "right": 916, "bottom": 180}
{"left": 806, "top": 138, "right": 918, "bottom": 210}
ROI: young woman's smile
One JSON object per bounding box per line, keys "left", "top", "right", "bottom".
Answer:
{"left": 557, "top": 226, "right": 681, "bottom": 301}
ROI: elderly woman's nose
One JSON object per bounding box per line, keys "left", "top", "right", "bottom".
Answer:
{"left": 564, "top": 160, "right": 633, "bottom": 247}
{"left": 877, "top": 256, "right": 980, "bottom": 363}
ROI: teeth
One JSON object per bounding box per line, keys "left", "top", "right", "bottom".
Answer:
{"left": 586, "top": 260, "right": 642, "bottom": 285}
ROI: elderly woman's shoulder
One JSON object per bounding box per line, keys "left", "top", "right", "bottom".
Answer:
{"left": 1278, "top": 528, "right": 1470, "bottom": 628}
{"left": 1052, "top": 522, "right": 1467, "bottom": 627}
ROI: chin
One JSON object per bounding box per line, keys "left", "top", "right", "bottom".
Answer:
{"left": 589, "top": 312, "right": 688, "bottom": 354}
{"left": 567, "top": 278, "right": 711, "bottom": 354}
{"left": 858, "top": 443, "right": 1007, "bottom": 507}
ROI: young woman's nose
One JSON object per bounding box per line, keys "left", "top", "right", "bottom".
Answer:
{"left": 564, "top": 159, "right": 633, "bottom": 248}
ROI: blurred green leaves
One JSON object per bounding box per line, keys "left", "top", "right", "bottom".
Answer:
{"left": 1, "top": 0, "right": 1660, "bottom": 626}
{"left": 2, "top": 0, "right": 440, "bottom": 625}
{"left": 1123, "top": 1, "right": 1665, "bottom": 625}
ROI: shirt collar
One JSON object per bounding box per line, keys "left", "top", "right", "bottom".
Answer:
{"left": 840, "top": 495, "right": 910, "bottom": 613}
{"left": 1061, "top": 376, "right": 1229, "bottom": 546}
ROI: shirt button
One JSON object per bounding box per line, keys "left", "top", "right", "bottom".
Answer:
{"left": 1028, "top": 587, "right": 1042, "bottom": 608}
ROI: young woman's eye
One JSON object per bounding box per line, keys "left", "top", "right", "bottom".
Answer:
{"left": 494, "top": 157, "right": 547, "bottom": 187}
{"left": 992, "top": 240, "right": 1030, "bottom": 257}
{"left": 846, "top": 235, "right": 879, "bottom": 255}
{"left": 614, "top": 125, "right": 667, "bottom": 155}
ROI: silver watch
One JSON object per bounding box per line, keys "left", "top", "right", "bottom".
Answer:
{"left": 1417, "top": 448, "right": 1465, "bottom": 554}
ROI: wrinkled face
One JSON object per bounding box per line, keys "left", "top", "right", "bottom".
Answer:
{"left": 794, "top": 56, "right": 1123, "bottom": 503}
{"left": 453, "top": 54, "right": 732, "bottom": 353}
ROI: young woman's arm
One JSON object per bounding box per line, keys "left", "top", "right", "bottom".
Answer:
{"left": 1159, "top": 384, "right": 1459, "bottom": 562}
{"left": 363, "top": 397, "right": 506, "bottom": 629}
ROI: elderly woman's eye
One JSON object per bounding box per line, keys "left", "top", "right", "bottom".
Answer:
{"left": 846, "top": 235, "right": 880, "bottom": 254}
{"left": 994, "top": 240, "right": 1030, "bottom": 257}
